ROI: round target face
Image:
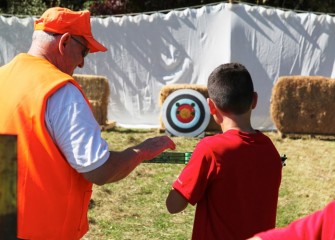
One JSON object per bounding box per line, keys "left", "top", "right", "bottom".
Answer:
{"left": 162, "top": 89, "right": 210, "bottom": 137}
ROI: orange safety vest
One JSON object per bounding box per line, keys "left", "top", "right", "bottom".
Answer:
{"left": 0, "top": 54, "right": 93, "bottom": 239}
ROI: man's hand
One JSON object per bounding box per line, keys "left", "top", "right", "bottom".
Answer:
{"left": 136, "top": 136, "right": 176, "bottom": 161}
{"left": 247, "top": 237, "right": 262, "bottom": 240}
{"left": 83, "top": 135, "right": 175, "bottom": 185}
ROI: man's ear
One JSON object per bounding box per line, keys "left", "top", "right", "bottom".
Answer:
{"left": 251, "top": 92, "right": 258, "bottom": 109}
{"left": 207, "top": 98, "right": 217, "bottom": 115}
{"left": 58, "top": 33, "right": 71, "bottom": 56}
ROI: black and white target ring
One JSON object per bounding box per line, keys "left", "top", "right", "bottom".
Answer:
{"left": 162, "top": 89, "right": 210, "bottom": 137}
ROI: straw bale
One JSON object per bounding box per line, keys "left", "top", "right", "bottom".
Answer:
{"left": 271, "top": 76, "right": 335, "bottom": 135}
{"left": 73, "top": 74, "right": 109, "bottom": 102}
{"left": 89, "top": 100, "right": 108, "bottom": 126}
{"left": 73, "top": 74, "right": 110, "bottom": 125}
{"left": 159, "top": 84, "right": 221, "bottom": 132}
{"left": 159, "top": 84, "right": 209, "bottom": 105}
{"left": 101, "top": 121, "right": 117, "bottom": 131}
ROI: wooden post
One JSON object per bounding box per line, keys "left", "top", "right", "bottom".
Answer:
{"left": 0, "top": 135, "right": 17, "bottom": 239}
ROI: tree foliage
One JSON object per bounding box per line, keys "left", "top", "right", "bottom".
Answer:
{"left": 1, "top": 0, "right": 335, "bottom": 16}
{"left": 1, "top": 0, "right": 46, "bottom": 15}
{"left": 89, "top": 0, "right": 126, "bottom": 15}
{"left": 245, "top": 0, "right": 335, "bottom": 13}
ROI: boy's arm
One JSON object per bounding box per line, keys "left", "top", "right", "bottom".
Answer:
{"left": 247, "top": 200, "right": 335, "bottom": 240}
{"left": 166, "top": 188, "right": 189, "bottom": 214}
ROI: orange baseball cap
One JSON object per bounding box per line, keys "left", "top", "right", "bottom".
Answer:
{"left": 34, "top": 7, "right": 107, "bottom": 53}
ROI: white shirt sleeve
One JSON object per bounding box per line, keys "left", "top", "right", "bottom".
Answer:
{"left": 45, "top": 82, "right": 110, "bottom": 173}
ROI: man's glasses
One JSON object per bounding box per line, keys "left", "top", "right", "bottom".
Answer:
{"left": 71, "top": 36, "right": 90, "bottom": 58}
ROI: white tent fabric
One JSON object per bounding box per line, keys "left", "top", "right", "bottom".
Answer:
{"left": 1, "top": 3, "right": 335, "bottom": 130}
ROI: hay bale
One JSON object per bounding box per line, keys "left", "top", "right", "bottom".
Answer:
{"left": 73, "top": 74, "right": 110, "bottom": 125}
{"left": 159, "top": 84, "right": 209, "bottom": 105}
{"left": 271, "top": 76, "right": 335, "bottom": 135}
{"left": 159, "top": 84, "right": 221, "bottom": 132}
{"left": 89, "top": 100, "right": 108, "bottom": 126}
{"left": 73, "top": 74, "right": 109, "bottom": 102}
{"left": 0, "top": 135, "right": 17, "bottom": 238}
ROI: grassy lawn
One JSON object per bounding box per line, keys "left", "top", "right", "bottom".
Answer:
{"left": 82, "top": 128, "right": 335, "bottom": 240}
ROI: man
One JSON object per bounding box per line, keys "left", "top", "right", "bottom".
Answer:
{"left": 166, "top": 63, "right": 282, "bottom": 240}
{"left": 0, "top": 7, "right": 175, "bottom": 239}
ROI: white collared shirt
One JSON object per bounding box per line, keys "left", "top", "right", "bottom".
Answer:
{"left": 45, "top": 83, "right": 110, "bottom": 173}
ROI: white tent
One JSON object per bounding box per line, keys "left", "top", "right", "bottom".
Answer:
{"left": 1, "top": 3, "right": 335, "bottom": 129}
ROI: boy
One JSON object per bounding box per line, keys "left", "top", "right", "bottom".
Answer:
{"left": 166, "top": 63, "right": 282, "bottom": 240}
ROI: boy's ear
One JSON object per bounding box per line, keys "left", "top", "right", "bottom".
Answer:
{"left": 251, "top": 92, "right": 258, "bottom": 109}
{"left": 207, "top": 98, "right": 217, "bottom": 115}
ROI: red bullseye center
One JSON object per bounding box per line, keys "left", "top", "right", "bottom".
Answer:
{"left": 176, "top": 104, "right": 195, "bottom": 123}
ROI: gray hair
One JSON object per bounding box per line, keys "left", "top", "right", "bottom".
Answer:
{"left": 32, "top": 30, "right": 58, "bottom": 43}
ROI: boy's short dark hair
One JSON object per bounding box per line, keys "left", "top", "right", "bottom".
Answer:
{"left": 207, "top": 63, "right": 254, "bottom": 115}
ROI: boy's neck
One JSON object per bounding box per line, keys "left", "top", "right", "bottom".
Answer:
{"left": 221, "top": 113, "right": 256, "bottom": 134}
{"left": 223, "top": 125, "right": 257, "bottom": 134}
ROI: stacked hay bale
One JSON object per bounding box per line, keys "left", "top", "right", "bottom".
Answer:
{"left": 159, "top": 84, "right": 221, "bottom": 133}
{"left": 271, "top": 76, "right": 335, "bottom": 136}
{"left": 0, "top": 135, "right": 17, "bottom": 238}
{"left": 73, "top": 74, "right": 110, "bottom": 126}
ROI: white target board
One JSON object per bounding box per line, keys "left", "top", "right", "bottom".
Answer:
{"left": 161, "top": 89, "right": 211, "bottom": 137}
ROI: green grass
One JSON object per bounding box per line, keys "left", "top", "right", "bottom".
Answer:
{"left": 82, "top": 128, "right": 335, "bottom": 239}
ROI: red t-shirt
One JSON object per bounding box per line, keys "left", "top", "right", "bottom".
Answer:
{"left": 256, "top": 201, "right": 335, "bottom": 240}
{"left": 172, "top": 130, "right": 282, "bottom": 240}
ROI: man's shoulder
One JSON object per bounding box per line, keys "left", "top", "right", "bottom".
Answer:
{"left": 48, "top": 82, "right": 86, "bottom": 107}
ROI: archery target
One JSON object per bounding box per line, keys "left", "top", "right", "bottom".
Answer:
{"left": 162, "top": 89, "right": 210, "bottom": 137}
